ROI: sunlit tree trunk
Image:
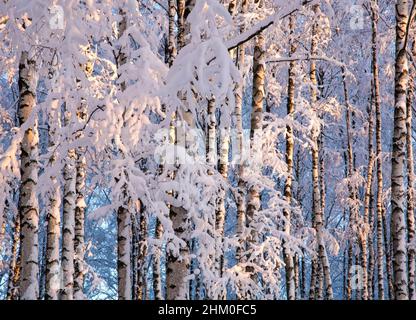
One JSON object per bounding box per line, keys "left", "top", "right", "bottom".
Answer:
{"left": 117, "top": 202, "right": 132, "bottom": 300}
{"left": 283, "top": 14, "right": 296, "bottom": 301}
{"left": 177, "top": 0, "right": 185, "bottom": 50}
{"left": 342, "top": 66, "right": 359, "bottom": 300}
{"left": 406, "top": 61, "right": 415, "bottom": 300}
{"left": 167, "top": 206, "right": 190, "bottom": 299}
{"left": 369, "top": 0, "right": 386, "bottom": 300}
{"left": 74, "top": 100, "right": 87, "bottom": 300}
{"left": 309, "top": 5, "right": 333, "bottom": 300}
{"left": 45, "top": 99, "right": 61, "bottom": 300}
{"left": 245, "top": 34, "right": 265, "bottom": 297}
{"left": 137, "top": 207, "right": 148, "bottom": 300}
{"left": 235, "top": 0, "right": 248, "bottom": 264}
{"left": 61, "top": 108, "right": 76, "bottom": 300}
{"left": 384, "top": 210, "right": 395, "bottom": 298}
{"left": 361, "top": 92, "right": 375, "bottom": 301}
{"left": 153, "top": 219, "right": 163, "bottom": 300}
{"left": 17, "top": 51, "right": 39, "bottom": 300}
{"left": 167, "top": 0, "right": 177, "bottom": 67}
{"left": 7, "top": 212, "right": 20, "bottom": 300}
{"left": 166, "top": 0, "right": 194, "bottom": 300}
{"left": 213, "top": 0, "right": 237, "bottom": 283}
{"left": 391, "top": 0, "right": 410, "bottom": 300}
{"left": 116, "top": 10, "right": 132, "bottom": 300}
{"left": 153, "top": 0, "right": 178, "bottom": 300}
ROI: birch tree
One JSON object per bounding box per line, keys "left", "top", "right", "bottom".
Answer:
{"left": 17, "top": 51, "right": 39, "bottom": 300}
{"left": 283, "top": 14, "right": 296, "bottom": 301}
{"left": 44, "top": 99, "right": 61, "bottom": 300}
{"left": 391, "top": 0, "right": 410, "bottom": 300}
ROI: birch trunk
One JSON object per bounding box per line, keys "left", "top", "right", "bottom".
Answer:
{"left": 17, "top": 51, "right": 39, "bottom": 300}
{"left": 384, "top": 210, "right": 395, "bottom": 298}
{"left": 61, "top": 113, "right": 76, "bottom": 300}
{"left": 7, "top": 212, "right": 20, "bottom": 300}
{"left": 137, "top": 208, "right": 148, "bottom": 300}
{"left": 74, "top": 102, "right": 87, "bottom": 300}
{"left": 369, "top": 0, "right": 386, "bottom": 300}
{"left": 116, "top": 10, "right": 132, "bottom": 300}
{"left": 153, "top": 219, "right": 163, "bottom": 300}
{"left": 216, "top": 125, "right": 229, "bottom": 279}
{"left": 309, "top": 5, "right": 333, "bottom": 299}
{"left": 361, "top": 97, "right": 375, "bottom": 301}
{"left": 166, "top": 0, "right": 194, "bottom": 300}
{"left": 153, "top": 0, "right": 177, "bottom": 299}
{"left": 117, "top": 202, "right": 132, "bottom": 299}
{"left": 391, "top": 0, "right": 410, "bottom": 300}
{"left": 235, "top": 0, "right": 248, "bottom": 264}
{"left": 342, "top": 66, "right": 359, "bottom": 300}
{"left": 45, "top": 100, "right": 61, "bottom": 300}
{"left": 167, "top": 206, "right": 190, "bottom": 299}
{"left": 368, "top": 188, "right": 376, "bottom": 299}
{"left": 167, "top": 0, "right": 177, "bottom": 66}
{"left": 245, "top": 34, "right": 265, "bottom": 292}
{"left": 212, "top": 0, "right": 237, "bottom": 282}
{"left": 406, "top": 64, "right": 415, "bottom": 300}
{"left": 283, "top": 14, "right": 296, "bottom": 300}
{"left": 177, "top": 0, "right": 186, "bottom": 50}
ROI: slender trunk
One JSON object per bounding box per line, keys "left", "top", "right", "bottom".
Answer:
{"left": 17, "top": 51, "right": 39, "bottom": 300}
{"left": 167, "top": 0, "right": 177, "bottom": 66}
{"left": 212, "top": 0, "right": 237, "bottom": 283}
{"left": 235, "top": 0, "right": 248, "bottom": 264}
{"left": 343, "top": 66, "right": 358, "bottom": 300}
{"left": 368, "top": 191, "right": 375, "bottom": 299}
{"left": 406, "top": 62, "right": 416, "bottom": 299}
{"left": 369, "top": 0, "right": 386, "bottom": 300}
{"left": 153, "top": 219, "right": 163, "bottom": 300}
{"left": 74, "top": 103, "right": 87, "bottom": 300}
{"left": 116, "top": 9, "right": 133, "bottom": 300}
{"left": 205, "top": 96, "right": 218, "bottom": 299}
{"left": 245, "top": 34, "right": 265, "bottom": 296}
{"left": 391, "top": 0, "right": 410, "bottom": 300}
{"left": 361, "top": 99, "right": 375, "bottom": 300}
{"left": 165, "top": 0, "right": 195, "bottom": 300}
{"left": 7, "top": 213, "right": 20, "bottom": 300}
{"left": 45, "top": 100, "right": 61, "bottom": 300}
{"left": 300, "top": 254, "right": 306, "bottom": 299}
{"left": 294, "top": 254, "right": 300, "bottom": 299}
{"left": 384, "top": 208, "right": 395, "bottom": 298}
{"left": 117, "top": 203, "right": 132, "bottom": 299}
{"left": 153, "top": 0, "right": 177, "bottom": 299}
{"left": 216, "top": 124, "right": 229, "bottom": 279}
{"left": 206, "top": 97, "right": 217, "bottom": 168}
{"left": 309, "top": 258, "right": 317, "bottom": 299}
{"left": 167, "top": 206, "right": 190, "bottom": 299}
{"left": 310, "top": 5, "right": 333, "bottom": 300}
{"left": 177, "top": 0, "right": 185, "bottom": 50}
{"left": 283, "top": 14, "right": 296, "bottom": 301}
{"left": 137, "top": 209, "right": 148, "bottom": 300}
{"left": 61, "top": 110, "right": 76, "bottom": 300}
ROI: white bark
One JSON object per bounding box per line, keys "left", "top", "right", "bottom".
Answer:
{"left": 74, "top": 102, "right": 87, "bottom": 300}
{"left": 391, "top": 0, "right": 410, "bottom": 300}
{"left": 17, "top": 51, "right": 40, "bottom": 300}
{"left": 61, "top": 118, "right": 76, "bottom": 300}
{"left": 283, "top": 14, "right": 296, "bottom": 301}
{"left": 45, "top": 99, "right": 61, "bottom": 300}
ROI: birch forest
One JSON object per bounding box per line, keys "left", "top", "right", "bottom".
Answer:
{"left": 0, "top": 0, "right": 416, "bottom": 301}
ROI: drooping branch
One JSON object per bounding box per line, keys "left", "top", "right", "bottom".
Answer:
{"left": 226, "top": 0, "right": 318, "bottom": 51}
